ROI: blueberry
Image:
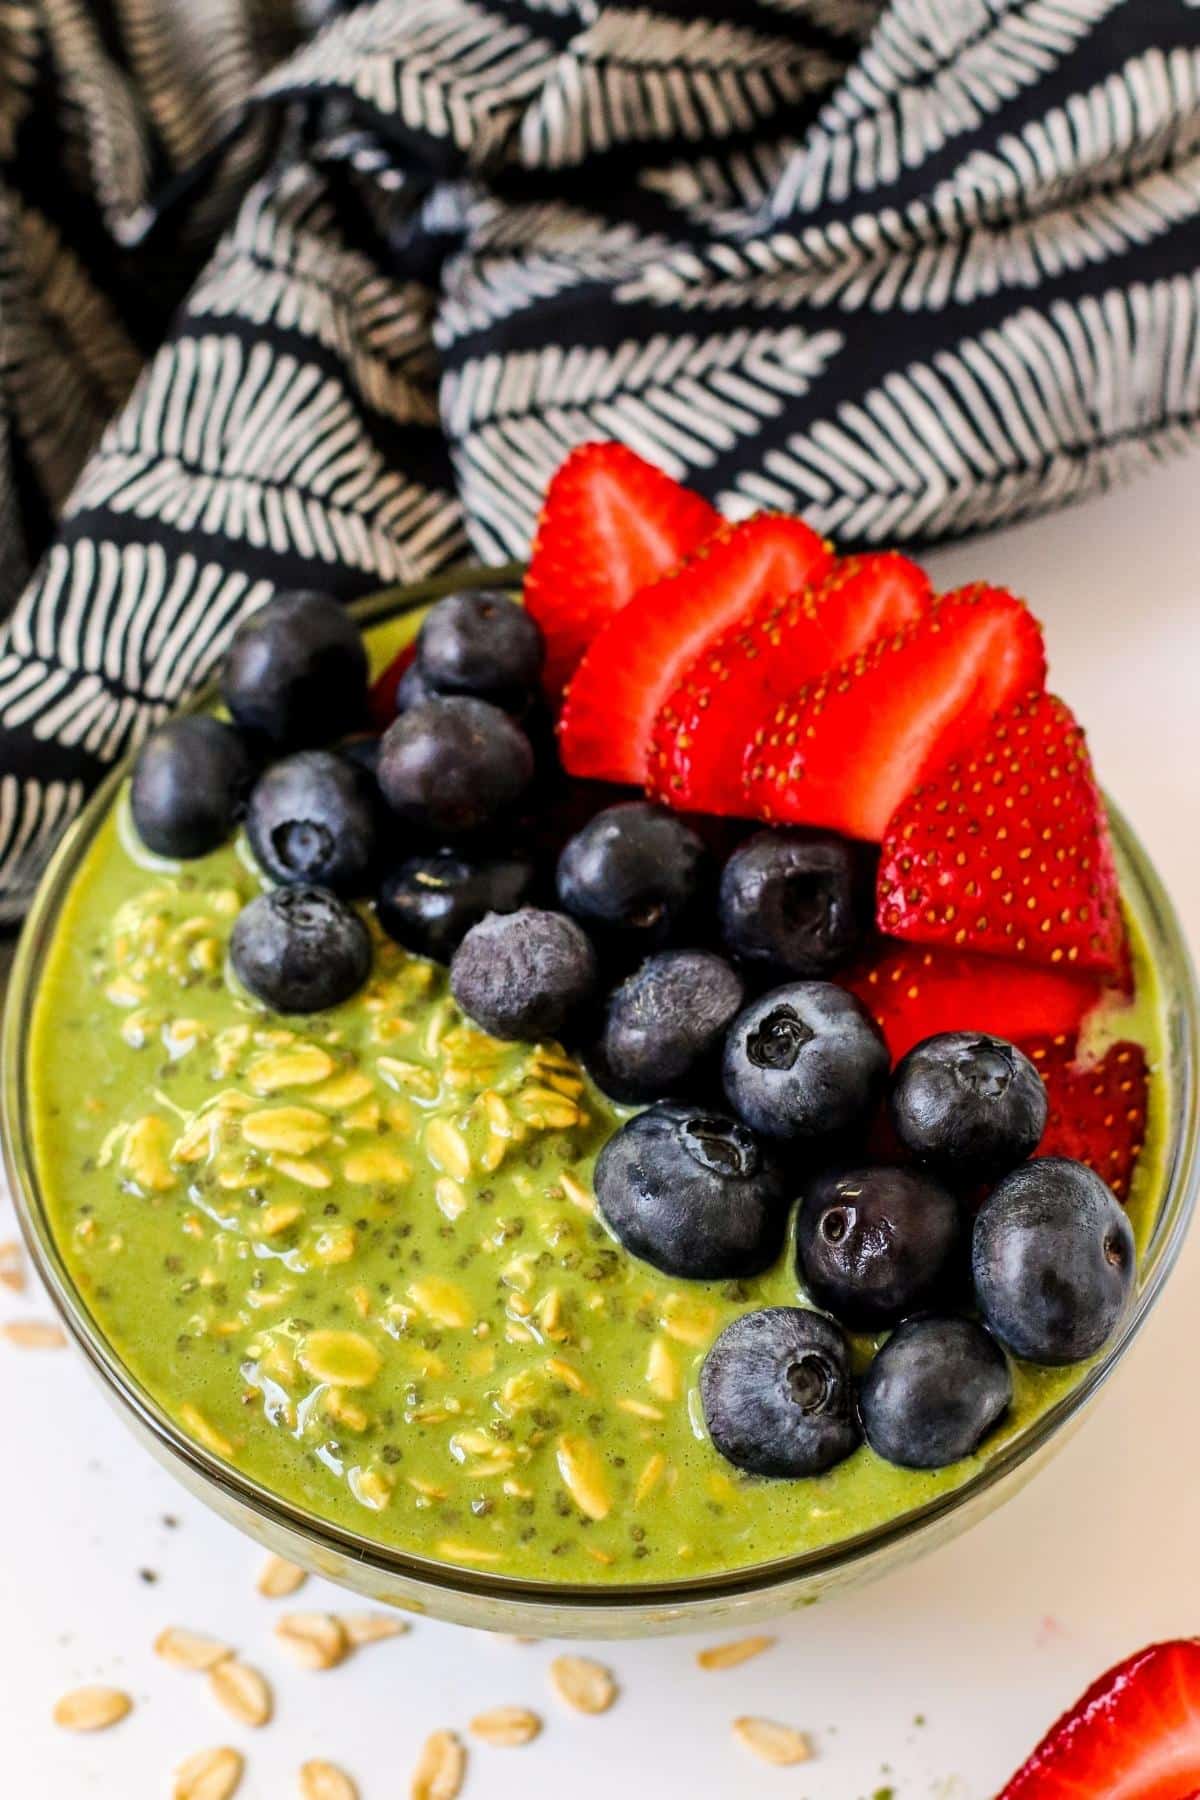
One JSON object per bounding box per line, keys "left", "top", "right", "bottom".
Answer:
{"left": 378, "top": 698, "right": 534, "bottom": 838}
{"left": 890, "top": 1032, "right": 1047, "bottom": 1180}
{"left": 556, "top": 802, "right": 708, "bottom": 953}
{"left": 130, "top": 717, "right": 255, "bottom": 859}
{"left": 368, "top": 651, "right": 436, "bottom": 725}
{"left": 588, "top": 951, "right": 745, "bottom": 1103}
{"left": 339, "top": 734, "right": 380, "bottom": 779}
{"left": 246, "top": 751, "right": 377, "bottom": 894}
{"left": 594, "top": 1103, "right": 787, "bottom": 1279}
{"left": 701, "top": 1307, "right": 862, "bottom": 1478}
{"left": 221, "top": 592, "right": 368, "bottom": 750}
{"left": 417, "top": 592, "right": 544, "bottom": 707}
{"left": 394, "top": 658, "right": 437, "bottom": 715}
{"left": 722, "top": 981, "right": 889, "bottom": 1143}
{"left": 377, "top": 849, "right": 538, "bottom": 963}
{"left": 718, "top": 829, "right": 864, "bottom": 979}
{"left": 796, "top": 1165, "right": 963, "bottom": 1331}
{"left": 449, "top": 907, "right": 596, "bottom": 1041}
{"left": 972, "top": 1157, "right": 1134, "bottom": 1365}
{"left": 230, "top": 886, "right": 372, "bottom": 1013}
{"left": 859, "top": 1317, "right": 1012, "bottom": 1469}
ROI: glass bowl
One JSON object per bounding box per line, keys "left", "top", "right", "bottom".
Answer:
{"left": 4, "top": 569, "right": 1198, "bottom": 1640}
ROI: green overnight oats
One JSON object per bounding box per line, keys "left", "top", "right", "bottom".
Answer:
{"left": 26, "top": 777, "right": 1168, "bottom": 1587}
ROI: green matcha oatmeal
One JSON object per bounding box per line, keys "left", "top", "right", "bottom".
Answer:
{"left": 23, "top": 618, "right": 1168, "bottom": 1588}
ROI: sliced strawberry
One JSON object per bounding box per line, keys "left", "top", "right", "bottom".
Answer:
{"left": 742, "top": 583, "right": 1047, "bottom": 841}
{"left": 1000, "top": 1638, "right": 1200, "bottom": 1798}
{"left": 524, "top": 442, "right": 718, "bottom": 694}
{"left": 876, "top": 691, "right": 1126, "bottom": 975}
{"left": 844, "top": 941, "right": 1105, "bottom": 1062}
{"left": 558, "top": 514, "right": 831, "bottom": 786}
{"left": 647, "top": 551, "right": 932, "bottom": 814}
{"left": 1023, "top": 1033, "right": 1149, "bottom": 1201}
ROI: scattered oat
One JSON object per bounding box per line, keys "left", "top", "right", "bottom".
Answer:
{"left": 0, "top": 1240, "right": 25, "bottom": 1292}
{"left": 179, "top": 1403, "right": 236, "bottom": 1459}
{"left": 173, "top": 1746, "right": 245, "bottom": 1800}
{"left": 311, "top": 1069, "right": 374, "bottom": 1110}
{"left": 243, "top": 1105, "right": 330, "bottom": 1154}
{"left": 155, "top": 1626, "right": 234, "bottom": 1671}
{"left": 469, "top": 1705, "right": 542, "bottom": 1747}
{"left": 348, "top": 1465, "right": 392, "bottom": 1511}
{"left": 645, "top": 1336, "right": 678, "bottom": 1400}
{"left": 697, "top": 1635, "right": 776, "bottom": 1672}
{"left": 434, "top": 1539, "right": 503, "bottom": 1564}
{"left": 260, "top": 1200, "right": 305, "bottom": 1237}
{"left": 555, "top": 1434, "right": 611, "bottom": 1522}
{"left": 341, "top": 1612, "right": 410, "bottom": 1647}
{"left": 558, "top": 1170, "right": 594, "bottom": 1213}
{"left": 122, "top": 1113, "right": 176, "bottom": 1191}
{"left": 634, "top": 1451, "right": 668, "bottom": 1507}
{"left": 548, "top": 1655, "right": 617, "bottom": 1715}
{"left": 326, "top": 1389, "right": 370, "bottom": 1432}
{"left": 210, "top": 1659, "right": 273, "bottom": 1728}
{"left": 434, "top": 1176, "right": 466, "bottom": 1218}
{"left": 377, "top": 1057, "right": 438, "bottom": 1100}
{"left": 732, "top": 1717, "right": 812, "bottom": 1767}
{"left": 543, "top": 1354, "right": 588, "bottom": 1396}
{"left": 52, "top": 1685, "right": 131, "bottom": 1732}
{"left": 615, "top": 1397, "right": 663, "bottom": 1421}
{"left": 276, "top": 1612, "right": 348, "bottom": 1671}
{"left": 297, "top": 1330, "right": 381, "bottom": 1389}
{"left": 299, "top": 1762, "right": 359, "bottom": 1800}
{"left": 257, "top": 1554, "right": 307, "bottom": 1599}
{"left": 407, "top": 1275, "right": 474, "bottom": 1329}
{"left": 660, "top": 1292, "right": 717, "bottom": 1346}
{"left": 410, "top": 1728, "right": 466, "bottom": 1800}
{"left": 424, "top": 1117, "right": 472, "bottom": 1182}
{"left": 0, "top": 1319, "right": 65, "bottom": 1349}
{"left": 247, "top": 1045, "right": 335, "bottom": 1092}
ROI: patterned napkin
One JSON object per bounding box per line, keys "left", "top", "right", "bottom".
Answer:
{"left": 0, "top": 0, "right": 1197, "bottom": 919}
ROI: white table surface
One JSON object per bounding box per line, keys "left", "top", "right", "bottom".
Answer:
{"left": 3, "top": 448, "right": 1199, "bottom": 1799}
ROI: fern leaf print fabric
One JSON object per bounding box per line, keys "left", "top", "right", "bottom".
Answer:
{"left": 0, "top": 0, "right": 1198, "bottom": 917}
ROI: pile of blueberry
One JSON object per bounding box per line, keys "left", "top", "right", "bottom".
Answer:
{"left": 593, "top": 1022, "right": 1132, "bottom": 1477}
{"left": 689, "top": 1085, "right": 1133, "bottom": 1480}
{"left": 130, "top": 587, "right": 552, "bottom": 1013}
{"left": 129, "top": 586, "right": 1137, "bottom": 1481}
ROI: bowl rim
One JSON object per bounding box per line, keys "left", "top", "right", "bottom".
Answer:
{"left": 5, "top": 565, "right": 1199, "bottom": 1614}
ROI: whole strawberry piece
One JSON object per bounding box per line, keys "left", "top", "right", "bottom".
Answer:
{"left": 648, "top": 550, "right": 931, "bottom": 815}
{"left": 559, "top": 514, "right": 830, "bottom": 787}
{"left": 742, "top": 583, "right": 1046, "bottom": 841}
{"left": 999, "top": 1638, "right": 1200, "bottom": 1797}
{"left": 844, "top": 942, "right": 1105, "bottom": 1062}
{"left": 877, "top": 691, "right": 1126, "bottom": 976}
{"left": 524, "top": 442, "right": 717, "bottom": 695}
{"left": 1023, "top": 1033, "right": 1149, "bottom": 1201}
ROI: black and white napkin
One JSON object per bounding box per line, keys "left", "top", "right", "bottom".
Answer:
{"left": 0, "top": 0, "right": 1197, "bottom": 919}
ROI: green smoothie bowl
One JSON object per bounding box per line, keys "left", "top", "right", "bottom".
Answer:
{"left": 4, "top": 569, "right": 1199, "bottom": 1640}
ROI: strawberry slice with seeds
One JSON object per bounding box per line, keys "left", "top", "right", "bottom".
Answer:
{"left": 844, "top": 941, "right": 1105, "bottom": 1062}
{"left": 742, "top": 583, "right": 1046, "bottom": 841}
{"left": 876, "top": 690, "right": 1126, "bottom": 975}
{"left": 558, "top": 514, "right": 831, "bottom": 786}
{"left": 524, "top": 442, "right": 718, "bottom": 695}
{"left": 999, "top": 1638, "right": 1200, "bottom": 1798}
{"left": 1023, "top": 1033, "right": 1149, "bottom": 1201}
{"left": 647, "top": 551, "right": 932, "bottom": 814}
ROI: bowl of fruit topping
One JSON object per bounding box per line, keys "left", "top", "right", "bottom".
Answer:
{"left": 5, "top": 443, "right": 1197, "bottom": 1638}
